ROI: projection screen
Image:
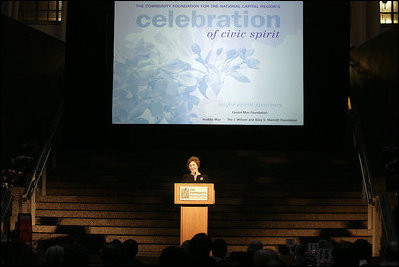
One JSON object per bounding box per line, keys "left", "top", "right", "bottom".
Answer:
{"left": 112, "top": 1, "right": 303, "bottom": 125}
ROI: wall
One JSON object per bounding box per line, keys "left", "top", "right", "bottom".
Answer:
{"left": 0, "top": 15, "right": 65, "bottom": 166}
{"left": 350, "top": 1, "right": 381, "bottom": 47}
{"left": 350, "top": 27, "right": 398, "bottom": 174}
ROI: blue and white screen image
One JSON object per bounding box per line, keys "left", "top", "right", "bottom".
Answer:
{"left": 112, "top": 1, "right": 303, "bottom": 125}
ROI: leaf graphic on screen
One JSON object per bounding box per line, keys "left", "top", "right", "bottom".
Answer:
{"left": 135, "top": 118, "right": 149, "bottom": 124}
{"left": 226, "top": 49, "right": 238, "bottom": 60}
{"left": 206, "top": 72, "right": 224, "bottom": 95}
{"left": 245, "top": 58, "right": 260, "bottom": 69}
{"left": 149, "top": 102, "right": 164, "bottom": 122}
{"left": 114, "top": 89, "right": 127, "bottom": 98}
{"left": 188, "top": 95, "right": 200, "bottom": 105}
{"left": 114, "top": 34, "right": 263, "bottom": 124}
{"left": 198, "top": 77, "right": 208, "bottom": 98}
{"left": 227, "top": 71, "right": 250, "bottom": 83}
{"left": 246, "top": 49, "right": 255, "bottom": 58}
{"left": 239, "top": 48, "right": 247, "bottom": 59}
{"left": 128, "top": 101, "right": 147, "bottom": 119}
{"left": 192, "top": 43, "right": 201, "bottom": 55}
{"left": 163, "top": 105, "right": 173, "bottom": 112}
{"left": 232, "top": 64, "right": 241, "bottom": 70}
{"left": 163, "top": 60, "right": 189, "bottom": 73}
{"left": 195, "top": 57, "right": 205, "bottom": 64}
{"left": 205, "top": 50, "right": 212, "bottom": 64}
{"left": 139, "top": 89, "right": 152, "bottom": 99}
{"left": 112, "top": 106, "right": 128, "bottom": 122}
{"left": 177, "top": 72, "right": 197, "bottom": 87}
{"left": 183, "top": 86, "right": 197, "bottom": 94}
{"left": 153, "top": 32, "right": 174, "bottom": 50}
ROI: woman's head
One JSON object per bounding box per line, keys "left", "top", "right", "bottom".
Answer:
{"left": 187, "top": 156, "right": 200, "bottom": 173}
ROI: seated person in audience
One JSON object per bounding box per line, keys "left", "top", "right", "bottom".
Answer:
{"left": 247, "top": 240, "right": 264, "bottom": 260}
{"left": 63, "top": 243, "right": 89, "bottom": 266}
{"left": 44, "top": 245, "right": 65, "bottom": 266}
{"left": 211, "top": 239, "right": 228, "bottom": 264}
{"left": 122, "top": 239, "right": 143, "bottom": 266}
{"left": 252, "top": 249, "right": 285, "bottom": 266}
{"left": 353, "top": 239, "right": 372, "bottom": 266}
{"left": 100, "top": 241, "right": 121, "bottom": 266}
{"left": 181, "top": 156, "right": 209, "bottom": 183}
{"left": 189, "top": 233, "right": 215, "bottom": 265}
{"left": 159, "top": 246, "right": 191, "bottom": 266}
{"left": 379, "top": 241, "right": 398, "bottom": 266}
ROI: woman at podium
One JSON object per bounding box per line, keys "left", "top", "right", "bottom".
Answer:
{"left": 182, "top": 156, "right": 209, "bottom": 183}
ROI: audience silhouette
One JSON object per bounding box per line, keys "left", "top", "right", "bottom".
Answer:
{"left": 121, "top": 239, "right": 143, "bottom": 266}
{"left": 159, "top": 246, "right": 190, "bottom": 266}
{"left": 211, "top": 238, "right": 228, "bottom": 264}
{"left": 188, "top": 233, "right": 215, "bottom": 266}
{"left": 1, "top": 235, "right": 398, "bottom": 266}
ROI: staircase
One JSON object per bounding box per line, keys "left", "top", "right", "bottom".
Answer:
{"left": 32, "top": 147, "right": 371, "bottom": 259}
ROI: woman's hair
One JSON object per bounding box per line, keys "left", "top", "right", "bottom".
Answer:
{"left": 187, "top": 156, "right": 200, "bottom": 169}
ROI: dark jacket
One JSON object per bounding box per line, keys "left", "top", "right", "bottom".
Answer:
{"left": 181, "top": 173, "right": 210, "bottom": 183}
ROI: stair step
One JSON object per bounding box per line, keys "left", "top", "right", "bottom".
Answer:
{"left": 211, "top": 220, "right": 368, "bottom": 229}
{"left": 45, "top": 183, "right": 363, "bottom": 198}
{"left": 31, "top": 147, "right": 368, "bottom": 261}
{"left": 45, "top": 182, "right": 361, "bottom": 192}
{"left": 47, "top": 179, "right": 361, "bottom": 187}
{"left": 36, "top": 210, "right": 367, "bottom": 221}
{"left": 213, "top": 236, "right": 372, "bottom": 246}
{"left": 54, "top": 156, "right": 354, "bottom": 167}
{"left": 39, "top": 195, "right": 366, "bottom": 205}
{"left": 46, "top": 185, "right": 362, "bottom": 196}
{"left": 47, "top": 170, "right": 360, "bottom": 180}
{"left": 50, "top": 165, "right": 357, "bottom": 175}
{"left": 209, "top": 213, "right": 368, "bottom": 221}
{"left": 36, "top": 210, "right": 179, "bottom": 219}
{"left": 209, "top": 228, "right": 371, "bottom": 237}
{"left": 33, "top": 225, "right": 370, "bottom": 237}
{"left": 55, "top": 156, "right": 356, "bottom": 168}
{"left": 33, "top": 233, "right": 178, "bottom": 244}
{"left": 33, "top": 225, "right": 179, "bottom": 236}
{"left": 35, "top": 217, "right": 367, "bottom": 229}
{"left": 36, "top": 217, "right": 178, "bottom": 227}
{"left": 37, "top": 202, "right": 367, "bottom": 213}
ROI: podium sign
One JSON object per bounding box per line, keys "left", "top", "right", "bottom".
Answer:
{"left": 180, "top": 186, "right": 208, "bottom": 200}
{"left": 174, "top": 183, "right": 215, "bottom": 244}
{"left": 174, "top": 183, "right": 215, "bottom": 204}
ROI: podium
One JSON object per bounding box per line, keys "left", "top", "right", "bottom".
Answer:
{"left": 174, "top": 183, "right": 215, "bottom": 245}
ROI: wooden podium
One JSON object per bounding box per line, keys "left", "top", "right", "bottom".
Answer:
{"left": 174, "top": 183, "right": 215, "bottom": 245}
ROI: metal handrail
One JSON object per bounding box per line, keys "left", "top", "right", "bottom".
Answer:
{"left": 350, "top": 103, "right": 376, "bottom": 204}
{"left": 22, "top": 102, "right": 64, "bottom": 201}
{"left": 349, "top": 99, "right": 397, "bottom": 244}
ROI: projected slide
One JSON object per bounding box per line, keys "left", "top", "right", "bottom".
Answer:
{"left": 112, "top": 1, "right": 303, "bottom": 125}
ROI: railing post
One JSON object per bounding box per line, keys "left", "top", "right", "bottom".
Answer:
{"left": 367, "top": 204, "right": 373, "bottom": 229}
{"left": 41, "top": 166, "right": 47, "bottom": 196}
{"left": 371, "top": 204, "right": 377, "bottom": 256}
{"left": 9, "top": 187, "right": 25, "bottom": 231}
{"left": 31, "top": 190, "right": 36, "bottom": 226}
{"left": 21, "top": 197, "right": 30, "bottom": 214}
{"left": 362, "top": 180, "right": 366, "bottom": 201}
{"left": 371, "top": 197, "right": 382, "bottom": 257}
